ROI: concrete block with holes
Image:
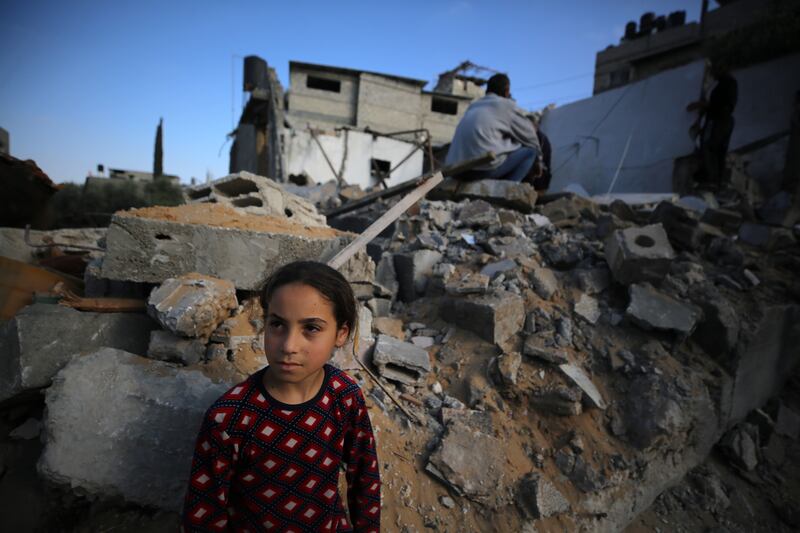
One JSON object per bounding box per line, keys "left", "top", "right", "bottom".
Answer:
{"left": 185, "top": 171, "right": 326, "bottom": 227}
{"left": 604, "top": 224, "right": 675, "bottom": 285}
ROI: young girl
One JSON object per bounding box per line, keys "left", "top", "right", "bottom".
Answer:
{"left": 183, "top": 261, "right": 381, "bottom": 532}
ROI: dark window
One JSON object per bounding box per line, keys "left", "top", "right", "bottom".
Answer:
{"left": 306, "top": 75, "right": 341, "bottom": 93}
{"left": 370, "top": 159, "right": 391, "bottom": 182}
{"left": 431, "top": 96, "right": 458, "bottom": 115}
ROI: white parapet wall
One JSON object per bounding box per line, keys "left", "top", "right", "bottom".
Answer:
{"left": 540, "top": 60, "right": 706, "bottom": 195}
{"left": 285, "top": 127, "right": 425, "bottom": 189}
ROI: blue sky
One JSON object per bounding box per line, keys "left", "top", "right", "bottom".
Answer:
{"left": 1, "top": 0, "right": 701, "bottom": 183}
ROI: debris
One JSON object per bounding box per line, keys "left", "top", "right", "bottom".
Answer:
{"left": 516, "top": 472, "right": 570, "bottom": 518}
{"left": 445, "top": 290, "right": 525, "bottom": 344}
{"left": 558, "top": 363, "right": 607, "bottom": 410}
{"left": 38, "top": 348, "right": 232, "bottom": 512}
{"left": 394, "top": 250, "right": 443, "bottom": 301}
{"left": 426, "top": 417, "right": 505, "bottom": 500}
{"left": 522, "top": 339, "right": 569, "bottom": 365}
{"left": 147, "top": 273, "right": 238, "bottom": 339}
{"left": 445, "top": 271, "right": 490, "bottom": 295}
{"left": 531, "top": 386, "right": 583, "bottom": 416}
{"left": 626, "top": 283, "right": 700, "bottom": 335}
{"left": 604, "top": 224, "right": 675, "bottom": 285}
{"left": 372, "top": 317, "right": 405, "bottom": 339}
{"left": 147, "top": 330, "right": 206, "bottom": 366}
{"left": 446, "top": 179, "right": 538, "bottom": 213}
{"left": 101, "top": 203, "right": 353, "bottom": 290}
{"left": 573, "top": 293, "right": 601, "bottom": 324}
{"left": 0, "top": 304, "right": 155, "bottom": 402}
{"left": 529, "top": 265, "right": 559, "bottom": 300}
{"left": 372, "top": 334, "right": 431, "bottom": 385}
{"left": 719, "top": 423, "right": 759, "bottom": 471}
{"left": 493, "top": 352, "right": 522, "bottom": 387}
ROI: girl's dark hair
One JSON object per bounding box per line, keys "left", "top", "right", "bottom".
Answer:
{"left": 260, "top": 261, "right": 357, "bottom": 339}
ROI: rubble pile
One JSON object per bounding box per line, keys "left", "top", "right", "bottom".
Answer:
{"left": 0, "top": 169, "right": 799, "bottom": 531}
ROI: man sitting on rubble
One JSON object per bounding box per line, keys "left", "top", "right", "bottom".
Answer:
{"left": 446, "top": 73, "right": 545, "bottom": 188}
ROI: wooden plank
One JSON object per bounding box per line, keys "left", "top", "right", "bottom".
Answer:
{"left": 327, "top": 172, "right": 443, "bottom": 270}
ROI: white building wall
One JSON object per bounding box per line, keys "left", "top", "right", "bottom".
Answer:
{"left": 541, "top": 61, "right": 706, "bottom": 194}
{"left": 285, "top": 127, "right": 424, "bottom": 190}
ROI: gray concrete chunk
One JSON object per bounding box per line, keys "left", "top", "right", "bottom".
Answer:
{"left": 445, "top": 290, "right": 525, "bottom": 345}
{"left": 0, "top": 304, "right": 155, "bottom": 402}
{"left": 393, "top": 250, "right": 443, "bottom": 302}
{"left": 147, "top": 330, "right": 206, "bottom": 365}
{"left": 574, "top": 293, "right": 601, "bottom": 324}
{"left": 626, "top": 283, "right": 700, "bottom": 335}
{"left": 605, "top": 224, "right": 675, "bottom": 285}
{"left": 38, "top": 348, "right": 232, "bottom": 512}
{"left": 147, "top": 273, "right": 238, "bottom": 339}
{"left": 372, "top": 334, "right": 431, "bottom": 384}
{"left": 101, "top": 206, "right": 353, "bottom": 290}
{"left": 530, "top": 266, "right": 559, "bottom": 300}
{"left": 455, "top": 179, "right": 538, "bottom": 213}
{"left": 516, "top": 472, "right": 570, "bottom": 518}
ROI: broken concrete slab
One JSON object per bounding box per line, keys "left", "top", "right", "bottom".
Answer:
{"left": 38, "top": 348, "right": 231, "bottom": 512}
{"left": 372, "top": 334, "right": 431, "bottom": 385}
{"left": 516, "top": 473, "right": 570, "bottom": 519}
{"left": 147, "top": 273, "right": 237, "bottom": 339}
{"left": 458, "top": 199, "right": 501, "bottom": 228}
{"left": 573, "top": 268, "right": 611, "bottom": 295}
{"left": 454, "top": 179, "right": 538, "bottom": 213}
{"left": 626, "top": 283, "right": 700, "bottom": 335}
{"left": 558, "top": 364, "right": 607, "bottom": 410}
{"left": 719, "top": 423, "right": 759, "bottom": 471}
{"left": 425, "top": 417, "right": 505, "bottom": 500}
{"left": 185, "top": 170, "right": 326, "bottom": 227}
{"left": 444, "top": 290, "right": 525, "bottom": 345}
{"left": 605, "top": 224, "right": 675, "bottom": 285}
{"left": 573, "top": 293, "right": 601, "bottom": 324}
{"left": 493, "top": 352, "right": 522, "bottom": 387}
{"left": 480, "top": 259, "right": 517, "bottom": 280}
{"left": 147, "top": 330, "right": 206, "bottom": 366}
{"left": 393, "top": 250, "right": 443, "bottom": 302}
{"left": 0, "top": 304, "right": 155, "bottom": 402}
{"left": 444, "top": 271, "right": 490, "bottom": 295}
{"left": 101, "top": 204, "right": 353, "bottom": 290}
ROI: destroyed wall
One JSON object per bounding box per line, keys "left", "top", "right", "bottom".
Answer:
{"left": 284, "top": 128, "right": 424, "bottom": 189}
{"left": 287, "top": 65, "right": 360, "bottom": 129}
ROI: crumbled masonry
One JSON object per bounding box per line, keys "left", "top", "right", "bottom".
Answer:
{"left": 1, "top": 170, "right": 799, "bottom": 532}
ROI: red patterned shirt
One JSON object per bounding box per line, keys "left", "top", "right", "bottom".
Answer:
{"left": 183, "top": 364, "right": 381, "bottom": 532}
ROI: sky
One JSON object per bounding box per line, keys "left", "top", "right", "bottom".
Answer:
{"left": 1, "top": 0, "right": 702, "bottom": 184}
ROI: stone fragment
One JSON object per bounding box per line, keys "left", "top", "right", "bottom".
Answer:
{"left": 454, "top": 180, "right": 538, "bottom": 213}
{"left": 529, "top": 266, "right": 559, "bottom": 300}
{"left": 147, "top": 330, "right": 206, "bottom": 365}
{"left": 485, "top": 235, "right": 535, "bottom": 259}
{"left": 0, "top": 304, "right": 155, "bottom": 402}
{"left": 539, "top": 241, "right": 585, "bottom": 269}
{"left": 558, "top": 364, "right": 607, "bottom": 410}
{"left": 540, "top": 197, "right": 581, "bottom": 224}
{"left": 620, "top": 374, "right": 687, "bottom": 450}
{"left": 522, "top": 338, "right": 569, "bottom": 365}
{"left": 445, "top": 271, "right": 490, "bottom": 295}
{"left": 411, "top": 336, "right": 435, "bottom": 349}
{"left": 372, "top": 317, "right": 404, "bottom": 339}
{"left": 425, "top": 418, "right": 505, "bottom": 499}
{"left": 394, "top": 250, "right": 443, "bottom": 302}
{"left": 516, "top": 473, "right": 570, "bottom": 518}
{"left": 719, "top": 423, "right": 759, "bottom": 471}
{"left": 604, "top": 224, "right": 675, "bottom": 285}
{"left": 691, "top": 288, "right": 740, "bottom": 361}
{"left": 531, "top": 387, "right": 582, "bottom": 416}
{"left": 775, "top": 404, "right": 800, "bottom": 439}
{"left": 648, "top": 201, "right": 701, "bottom": 250}
{"left": 573, "top": 294, "right": 600, "bottom": 324}
{"left": 445, "top": 291, "right": 525, "bottom": 345}
{"left": 626, "top": 283, "right": 700, "bottom": 335}
{"left": 186, "top": 170, "right": 326, "bottom": 227}
{"left": 38, "top": 348, "right": 231, "bottom": 512}
{"left": 147, "top": 273, "right": 237, "bottom": 338}
{"left": 440, "top": 496, "right": 456, "bottom": 509}
{"left": 554, "top": 449, "right": 605, "bottom": 493}
{"left": 458, "top": 199, "right": 500, "bottom": 227}
{"left": 480, "top": 259, "right": 517, "bottom": 280}
{"left": 101, "top": 204, "right": 353, "bottom": 290}
{"left": 493, "top": 352, "right": 522, "bottom": 386}
{"left": 372, "top": 334, "right": 431, "bottom": 384}
{"left": 366, "top": 297, "right": 392, "bottom": 317}
{"left": 374, "top": 252, "right": 399, "bottom": 298}
{"left": 573, "top": 268, "right": 611, "bottom": 295}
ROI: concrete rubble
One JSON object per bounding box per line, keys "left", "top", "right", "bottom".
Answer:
{"left": 2, "top": 165, "right": 800, "bottom": 532}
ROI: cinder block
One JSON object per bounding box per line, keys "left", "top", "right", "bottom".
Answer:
{"left": 101, "top": 205, "right": 353, "bottom": 290}
{"left": 605, "top": 224, "right": 675, "bottom": 285}
{"left": 394, "top": 250, "right": 443, "bottom": 302}
{"left": 444, "top": 290, "right": 525, "bottom": 345}
{"left": 148, "top": 274, "right": 238, "bottom": 339}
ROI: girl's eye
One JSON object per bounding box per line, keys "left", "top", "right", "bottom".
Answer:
{"left": 305, "top": 325, "right": 321, "bottom": 333}
{"left": 268, "top": 320, "right": 284, "bottom": 329}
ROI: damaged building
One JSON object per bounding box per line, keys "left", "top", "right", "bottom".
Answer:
{"left": 228, "top": 56, "right": 483, "bottom": 190}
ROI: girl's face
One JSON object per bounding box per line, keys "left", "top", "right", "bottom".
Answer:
{"left": 263, "top": 283, "right": 349, "bottom": 386}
